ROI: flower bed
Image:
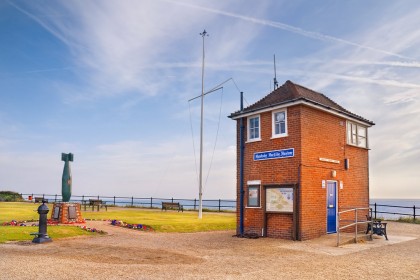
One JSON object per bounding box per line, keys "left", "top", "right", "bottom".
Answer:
{"left": 1, "top": 219, "right": 106, "bottom": 234}
{"left": 78, "top": 225, "right": 106, "bottom": 234}
{"left": 110, "top": 220, "right": 154, "bottom": 231}
{"left": 2, "top": 220, "right": 37, "bottom": 226}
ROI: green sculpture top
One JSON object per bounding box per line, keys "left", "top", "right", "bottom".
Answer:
{"left": 61, "top": 153, "right": 73, "bottom": 202}
{"left": 62, "top": 153, "right": 73, "bottom": 162}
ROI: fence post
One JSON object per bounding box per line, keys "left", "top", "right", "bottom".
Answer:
{"left": 82, "top": 195, "right": 84, "bottom": 204}
{"left": 113, "top": 196, "right": 115, "bottom": 206}
{"left": 194, "top": 198, "right": 197, "bottom": 210}
{"left": 97, "top": 195, "right": 100, "bottom": 200}
{"left": 171, "top": 197, "right": 174, "bottom": 203}
{"left": 150, "top": 197, "right": 153, "bottom": 209}
{"left": 219, "top": 199, "right": 221, "bottom": 212}
{"left": 374, "top": 203, "right": 377, "bottom": 220}
{"left": 414, "top": 205, "right": 416, "bottom": 221}
{"left": 42, "top": 194, "right": 45, "bottom": 199}
{"left": 131, "top": 196, "right": 134, "bottom": 206}
{"left": 54, "top": 194, "right": 57, "bottom": 202}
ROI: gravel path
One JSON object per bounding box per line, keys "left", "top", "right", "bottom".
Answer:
{"left": 0, "top": 221, "right": 419, "bottom": 279}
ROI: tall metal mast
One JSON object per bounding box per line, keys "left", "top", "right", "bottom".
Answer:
{"left": 199, "top": 29, "right": 208, "bottom": 219}
{"left": 273, "top": 54, "right": 279, "bottom": 90}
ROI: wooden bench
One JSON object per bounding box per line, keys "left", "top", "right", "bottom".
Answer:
{"left": 162, "top": 202, "right": 183, "bottom": 212}
{"left": 83, "top": 199, "right": 107, "bottom": 211}
{"left": 366, "top": 216, "right": 388, "bottom": 240}
{"left": 34, "top": 197, "right": 48, "bottom": 203}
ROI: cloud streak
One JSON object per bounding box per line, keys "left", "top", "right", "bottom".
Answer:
{"left": 165, "top": 0, "right": 412, "bottom": 60}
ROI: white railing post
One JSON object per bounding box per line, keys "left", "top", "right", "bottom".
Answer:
{"left": 355, "top": 208, "right": 358, "bottom": 243}
{"left": 337, "top": 211, "right": 340, "bottom": 247}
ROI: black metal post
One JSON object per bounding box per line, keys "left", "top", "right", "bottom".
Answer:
{"left": 414, "top": 205, "right": 416, "bottom": 221}
{"left": 219, "top": 199, "right": 221, "bottom": 212}
{"left": 150, "top": 197, "right": 153, "bottom": 209}
{"left": 54, "top": 194, "right": 57, "bottom": 202}
{"left": 374, "top": 203, "right": 377, "bottom": 220}
{"left": 113, "top": 196, "right": 116, "bottom": 206}
{"left": 194, "top": 198, "right": 197, "bottom": 210}
{"left": 239, "top": 91, "right": 245, "bottom": 236}
{"left": 32, "top": 200, "right": 52, "bottom": 243}
{"left": 131, "top": 196, "right": 134, "bottom": 206}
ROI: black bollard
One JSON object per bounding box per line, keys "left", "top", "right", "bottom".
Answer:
{"left": 32, "top": 200, "right": 52, "bottom": 243}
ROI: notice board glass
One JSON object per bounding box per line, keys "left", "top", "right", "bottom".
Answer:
{"left": 266, "top": 187, "right": 294, "bottom": 213}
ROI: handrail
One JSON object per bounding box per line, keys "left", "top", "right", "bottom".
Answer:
{"left": 337, "top": 207, "right": 372, "bottom": 247}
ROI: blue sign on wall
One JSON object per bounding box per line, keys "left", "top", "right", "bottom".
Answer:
{"left": 254, "top": 148, "right": 294, "bottom": 161}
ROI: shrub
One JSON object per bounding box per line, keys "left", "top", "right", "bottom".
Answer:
{"left": 0, "top": 191, "right": 24, "bottom": 202}
{"left": 396, "top": 217, "right": 420, "bottom": 224}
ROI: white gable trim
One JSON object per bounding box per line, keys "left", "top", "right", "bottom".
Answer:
{"left": 231, "top": 100, "right": 373, "bottom": 127}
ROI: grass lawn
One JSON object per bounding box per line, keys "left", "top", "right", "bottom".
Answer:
{"left": 0, "top": 226, "right": 97, "bottom": 243}
{"left": 83, "top": 207, "right": 235, "bottom": 232}
{"left": 1, "top": 202, "right": 236, "bottom": 233}
{"left": 0, "top": 202, "right": 39, "bottom": 222}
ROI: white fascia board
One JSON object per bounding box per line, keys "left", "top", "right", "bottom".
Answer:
{"left": 231, "top": 100, "right": 374, "bottom": 127}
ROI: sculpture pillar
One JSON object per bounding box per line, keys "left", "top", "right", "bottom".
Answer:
{"left": 61, "top": 153, "right": 73, "bottom": 202}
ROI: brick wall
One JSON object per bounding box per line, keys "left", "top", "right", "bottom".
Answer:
{"left": 236, "top": 106, "right": 301, "bottom": 238}
{"left": 235, "top": 104, "right": 370, "bottom": 240}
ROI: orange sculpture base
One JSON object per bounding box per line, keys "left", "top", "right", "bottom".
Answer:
{"left": 50, "top": 202, "right": 84, "bottom": 224}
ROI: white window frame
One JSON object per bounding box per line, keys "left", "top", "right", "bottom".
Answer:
{"left": 347, "top": 121, "right": 368, "bottom": 148}
{"left": 247, "top": 114, "right": 261, "bottom": 142}
{"left": 271, "top": 109, "right": 288, "bottom": 138}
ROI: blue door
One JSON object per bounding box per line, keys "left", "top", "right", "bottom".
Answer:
{"left": 327, "top": 181, "right": 337, "bottom": 233}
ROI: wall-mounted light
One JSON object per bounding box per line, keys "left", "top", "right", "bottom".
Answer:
{"left": 331, "top": 170, "right": 337, "bottom": 178}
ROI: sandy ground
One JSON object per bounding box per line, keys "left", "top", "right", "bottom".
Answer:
{"left": 0, "top": 221, "right": 419, "bottom": 280}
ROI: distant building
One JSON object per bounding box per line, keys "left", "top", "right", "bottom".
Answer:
{"left": 229, "top": 80, "right": 374, "bottom": 240}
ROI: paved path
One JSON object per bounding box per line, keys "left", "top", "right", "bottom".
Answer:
{"left": 0, "top": 221, "right": 419, "bottom": 279}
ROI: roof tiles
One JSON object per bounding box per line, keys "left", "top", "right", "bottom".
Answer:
{"left": 229, "top": 80, "right": 374, "bottom": 125}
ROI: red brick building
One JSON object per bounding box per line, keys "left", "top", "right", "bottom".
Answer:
{"left": 229, "top": 80, "right": 374, "bottom": 241}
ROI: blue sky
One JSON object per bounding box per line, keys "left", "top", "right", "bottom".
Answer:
{"left": 1, "top": 0, "right": 419, "bottom": 199}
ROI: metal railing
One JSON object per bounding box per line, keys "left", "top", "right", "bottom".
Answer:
{"left": 370, "top": 203, "right": 418, "bottom": 220}
{"left": 20, "top": 193, "right": 236, "bottom": 212}
{"left": 337, "top": 207, "right": 372, "bottom": 247}
{"left": 16, "top": 194, "right": 418, "bottom": 219}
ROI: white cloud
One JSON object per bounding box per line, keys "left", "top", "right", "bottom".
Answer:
{"left": 5, "top": 0, "right": 420, "bottom": 200}
{"left": 165, "top": 0, "right": 413, "bottom": 60}
{"left": 10, "top": 0, "right": 266, "bottom": 101}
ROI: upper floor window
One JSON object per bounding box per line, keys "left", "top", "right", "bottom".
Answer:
{"left": 347, "top": 121, "right": 368, "bottom": 148}
{"left": 272, "top": 109, "right": 287, "bottom": 138}
{"left": 248, "top": 115, "right": 261, "bottom": 141}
